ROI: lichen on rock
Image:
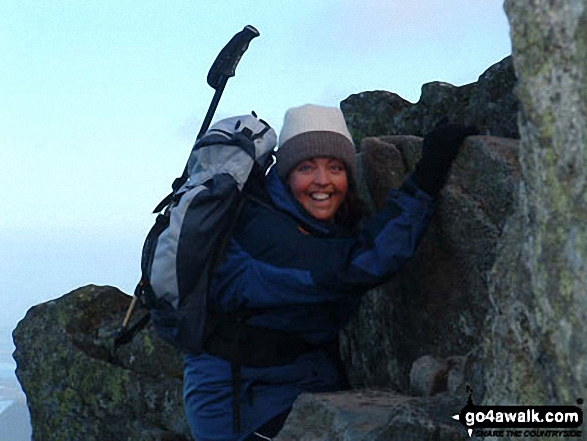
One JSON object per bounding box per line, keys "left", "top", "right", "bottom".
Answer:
{"left": 482, "top": 0, "right": 587, "bottom": 411}
{"left": 12, "top": 285, "right": 191, "bottom": 441}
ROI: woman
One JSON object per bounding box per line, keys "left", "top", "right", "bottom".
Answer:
{"left": 183, "top": 104, "right": 476, "bottom": 440}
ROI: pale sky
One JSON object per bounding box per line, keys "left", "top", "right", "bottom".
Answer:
{"left": 1, "top": 0, "right": 511, "bottom": 330}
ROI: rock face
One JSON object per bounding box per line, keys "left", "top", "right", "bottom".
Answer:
{"left": 481, "top": 0, "right": 587, "bottom": 410}
{"left": 340, "top": 91, "right": 413, "bottom": 148}
{"left": 341, "top": 56, "right": 518, "bottom": 143}
{"left": 12, "top": 285, "right": 190, "bottom": 441}
{"left": 274, "top": 391, "right": 463, "bottom": 441}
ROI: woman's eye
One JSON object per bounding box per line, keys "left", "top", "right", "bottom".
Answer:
{"left": 297, "top": 164, "right": 313, "bottom": 173}
{"left": 329, "top": 164, "right": 344, "bottom": 173}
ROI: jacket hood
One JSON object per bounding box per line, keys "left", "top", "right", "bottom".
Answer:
{"left": 265, "top": 167, "right": 337, "bottom": 236}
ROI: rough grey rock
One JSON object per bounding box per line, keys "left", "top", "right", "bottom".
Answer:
{"left": 409, "top": 355, "right": 447, "bottom": 398}
{"left": 12, "top": 285, "right": 191, "bottom": 441}
{"left": 342, "top": 56, "right": 518, "bottom": 143}
{"left": 481, "top": 0, "right": 587, "bottom": 413}
{"left": 409, "top": 355, "right": 465, "bottom": 398}
{"left": 340, "top": 91, "right": 413, "bottom": 149}
{"left": 274, "top": 390, "right": 464, "bottom": 441}
{"left": 341, "top": 135, "right": 520, "bottom": 393}
{"left": 359, "top": 135, "right": 422, "bottom": 210}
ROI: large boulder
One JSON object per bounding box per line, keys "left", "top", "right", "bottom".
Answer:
{"left": 340, "top": 91, "right": 412, "bottom": 149}
{"left": 342, "top": 56, "right": 518, "bottom": 143}
{"left": 340, "top": 135, "right": 520, "bottom": 393}
{"left": 274, "top": 390, "right": 463, "bottom": 441}
{"left": 12, "top": 285, "right": 191, "bottom": 441}
{"left": 481, "top": 0, "right": 587, "bottom": 410}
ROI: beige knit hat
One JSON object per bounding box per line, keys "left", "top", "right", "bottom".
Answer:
{"left": 275, "top": 104, "right": 356, "bottom": 179}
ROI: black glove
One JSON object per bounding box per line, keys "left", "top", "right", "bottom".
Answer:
{"left": 412, "top": 120, "right": 478, "bottom": 197}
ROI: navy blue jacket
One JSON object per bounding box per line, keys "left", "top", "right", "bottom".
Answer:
{"left": 183, "top": 167, "right": 435, "bottom": 440}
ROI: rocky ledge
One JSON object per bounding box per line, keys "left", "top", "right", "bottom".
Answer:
{"left": 12, "top": 285, "right": 190, "bottom": 440}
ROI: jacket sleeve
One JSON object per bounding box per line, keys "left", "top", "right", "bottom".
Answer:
{"left": 311, "top": 177, "right": 434, "bottom": 291}
{"left": 213, "top": 177, "right": 435, "bottom": 309}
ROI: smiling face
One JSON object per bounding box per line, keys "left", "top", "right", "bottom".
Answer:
{"left": 287, "top": 157, "right": 349, "bottom": 222}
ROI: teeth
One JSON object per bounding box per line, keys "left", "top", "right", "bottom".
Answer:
{"left": 311, "top": 193, "right": 330, "bottom": 201}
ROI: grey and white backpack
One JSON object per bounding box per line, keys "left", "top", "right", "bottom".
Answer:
{"left": 119, "top": 113, "right": 276, "bottom": 355}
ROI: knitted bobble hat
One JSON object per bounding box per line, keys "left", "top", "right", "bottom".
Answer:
{"left": 275, "top": 104, "right": 356, "bottom": 179}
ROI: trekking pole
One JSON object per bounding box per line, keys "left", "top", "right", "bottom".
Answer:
{"left": 153, "top": 24, "right": 260, "bottom": 213}
{"left": 112, "top": 25, "right": 261, "bottom": 356}
{"left": 196, "top": 25, "right": 260, "bottom": 141}
{"left": 122, "top": 295, "right": 139, "bottom": 329}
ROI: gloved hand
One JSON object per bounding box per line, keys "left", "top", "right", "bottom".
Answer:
{"left": 412, "top": 119, "right": 478, "bottom": 197}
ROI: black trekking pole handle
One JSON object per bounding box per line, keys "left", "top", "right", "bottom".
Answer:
{"left": 207, "top": 25, "right": 260, "bottom": 89}
{"left": 150, "top": 25, "right": 260, "bottom": 212}
{"left": 196, "top": 25, "right": 260, "bottom": 141}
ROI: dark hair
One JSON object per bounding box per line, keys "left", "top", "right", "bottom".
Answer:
{"left": 282, "top": 158, "right": 368, "bottom": 234}
{"left": 334, "top": 177, "right": 369, "bottom": 233}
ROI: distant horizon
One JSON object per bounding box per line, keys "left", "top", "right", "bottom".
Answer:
{"left": 0, "top": 323, "right": 32, "bottom": 440}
